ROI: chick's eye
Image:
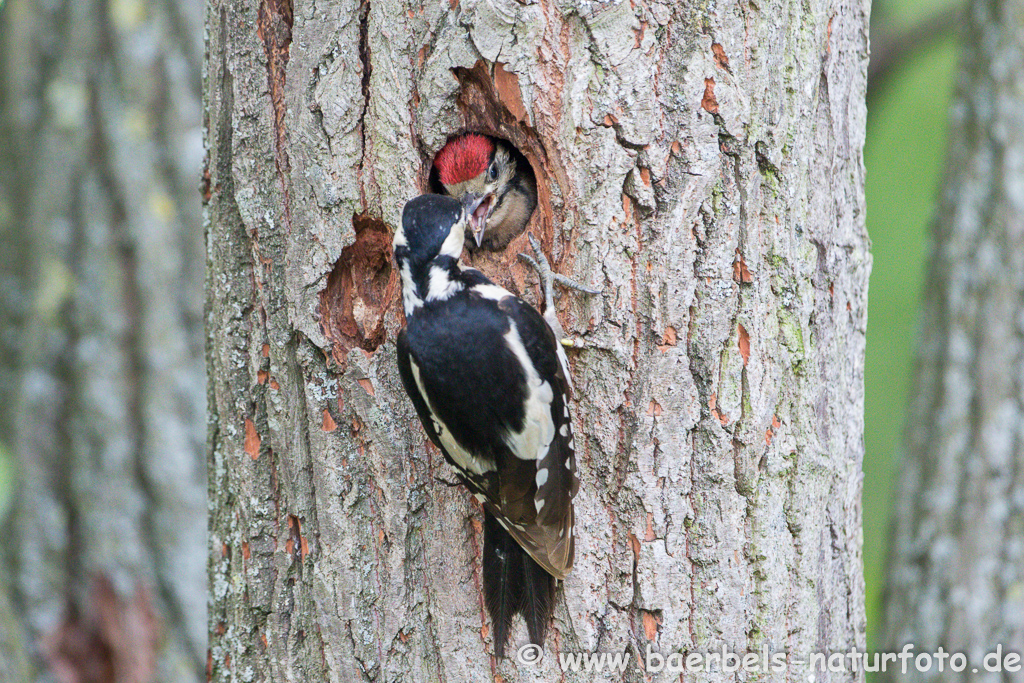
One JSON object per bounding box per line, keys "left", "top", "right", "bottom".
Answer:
{"left": 488, "top": 163, "right": 498, "bottom": 180}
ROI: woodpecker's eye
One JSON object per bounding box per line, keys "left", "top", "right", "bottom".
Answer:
{"left": 488, "top": 162, "right": 498, "bottom": 180}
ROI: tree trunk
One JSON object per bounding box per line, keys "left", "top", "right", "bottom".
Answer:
{"left": 0, "top": 0, "right": 207, "bottom": 679}
{"left": 881, "top": 0, "right": 1024, "bottom": 677}
{"left": 205, "top": 0, "right": 871, "bottom": 680}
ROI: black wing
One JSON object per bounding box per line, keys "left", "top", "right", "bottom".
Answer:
{"left": 487, "top": 294, "right": 580, "bottom": 578}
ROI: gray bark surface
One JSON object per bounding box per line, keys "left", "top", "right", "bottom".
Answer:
{"left": 0, "top": 0, "right": 207, "bottom": 680}
{"left": 204, "top": 0, "right": 871, "bottom": 680}
{"left": 881, "top": 0, "right": 1024, "bottom": 677}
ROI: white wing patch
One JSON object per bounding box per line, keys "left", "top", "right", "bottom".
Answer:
{"left": 409, "top": 358, "right": 495, "bottom": 476}
{"left": 501, "top": 320, "right": 556, "bottom": 462}
{"left": 554, "top": 341, "right": 575, "bottom": 395}
{"left": 535, "top": 467, "right": 548, "bottom": 487}
{"left": 470, "top": 283, "right": 512, "bottom": 302}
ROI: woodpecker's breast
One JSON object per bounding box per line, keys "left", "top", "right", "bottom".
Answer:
{"left": 403, "top": 290, "right": 534, "bottom": 461}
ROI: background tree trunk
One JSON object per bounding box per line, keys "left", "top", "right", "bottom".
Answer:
{"left": 881, "top": 0, "right": 1024, "bottom": 676}
{"left": 0, "top": 0, "right": 207, "bottom": 679}
{"left": 205, "top": 0, "right": 870, "bottom": 680}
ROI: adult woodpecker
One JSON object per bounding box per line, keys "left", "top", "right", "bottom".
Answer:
{"left": 432, "top": 133, "right": 537, "bottom": 250}
{"left": 393, "top": 194, "right": 580, "bottom": 657}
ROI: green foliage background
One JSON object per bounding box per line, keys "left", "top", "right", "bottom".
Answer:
{"left": 863, "top": 0, "right": 958, "bottom": 646}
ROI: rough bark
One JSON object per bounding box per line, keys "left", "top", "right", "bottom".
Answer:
{"left": 0, "top": 0, "right": 207, "bottom": 679}
{"left": 881, "top": 0, "right": 1024, "bottom": 677}
{"left": 205, "top": 0, "right": 870, "bottom": 680}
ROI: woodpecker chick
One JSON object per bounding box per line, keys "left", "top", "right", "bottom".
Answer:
{"left": 433, "top": 133, "right": 537, "bottom": 250}
{"left": 394, "top": 194, "right": 580, "bottom": 657}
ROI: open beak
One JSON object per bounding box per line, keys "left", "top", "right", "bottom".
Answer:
{"left": 460, "top": 192, "right": 495, "bottom": 248}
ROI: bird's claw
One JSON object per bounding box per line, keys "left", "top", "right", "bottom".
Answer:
{"left": 553, "top": 273, "right": 602, "bottom": 295}
{"left": 517, "top": 233, "right": 601, "bottom": 314}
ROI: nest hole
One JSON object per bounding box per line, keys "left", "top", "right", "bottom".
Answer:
{"left": 423, "top": 61, "right": 560, "bottom": 249}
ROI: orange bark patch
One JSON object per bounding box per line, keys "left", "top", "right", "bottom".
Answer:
{"left": 709, "top": 393, "right": 728, "bottom": 425}
{"left": 657, "top": 326, "right": 677, "bottom": 352}
{"left": 357, "top": 378, "right": 375, "bottom": 397}
{"left": 711, "top": 43, "right": 730, "bottom": 70}
{"left": 646, "top": 399, "right": 663, "bottom": 417}
{"left": 642, "top": 610, "right": 661, "bottom": 640}
{"left": 733, "top": 250, "right": 752, "bottom": 283}
{"left": 738, "top": 324, "right": 750, "bottom": 366}
{"left": 766, "top": 414, "right": 781, "bottom": 445}
{"left": 257, "top": 369, "right": 268, "bottom": 384}
{"left": 244, "top": 419, "right": 261, "bottom": 460}
{"left": 701, "top": 78, "right": 719, "bottom": 114}
{"left": 287, "top": 515, "right": 307, "bottom": 561}
{"left": 493, "top": 63, "right": 527, "bottom": 122}
{"left": 322, "top": 409, "right": 337, "bottom": 432}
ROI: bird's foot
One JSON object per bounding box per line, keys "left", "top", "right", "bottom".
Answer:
{"left": 517, "top": 233, "right": 601, "bottom": 316}
{"left": 434, "top": 476, "right": 464, "bottom": 488}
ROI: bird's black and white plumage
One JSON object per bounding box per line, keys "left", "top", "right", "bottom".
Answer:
{"left": 393, "top": 194, "right": 580, "bottom": 657}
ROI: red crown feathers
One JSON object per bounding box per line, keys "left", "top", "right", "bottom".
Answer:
{"left": 434, "top": 134, "right": 495, "bottom": 186}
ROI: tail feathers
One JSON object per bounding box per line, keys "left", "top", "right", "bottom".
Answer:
{"left": 482, "top": 511, "right": 556, "bottom": 657}
{"left": 483, "top": 511, "right": 523, "bottom": 657}
{"left": 521, "top": 553, "right": 555, "bottom": 646}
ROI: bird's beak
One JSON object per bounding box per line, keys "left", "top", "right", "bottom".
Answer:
{"left": 461, "top": 192, "right": 495, "bottom": 248}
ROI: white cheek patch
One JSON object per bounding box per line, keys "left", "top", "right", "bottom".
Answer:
{"left": 439, "top": 217, "right": 467, "bottom": 258}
